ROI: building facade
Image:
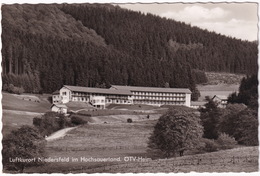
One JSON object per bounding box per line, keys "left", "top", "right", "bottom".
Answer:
{"left": 110, "top": 85, "right": 191, "bottom": 107}
{"left": 53, "top": 85, "right": 192, "bottom": 108}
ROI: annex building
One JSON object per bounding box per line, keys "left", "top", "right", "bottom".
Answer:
{"left": 52, "top": 85, "right": 191, "bottom": 109}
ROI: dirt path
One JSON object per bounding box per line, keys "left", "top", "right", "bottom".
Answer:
{"left": 45, "top": 127, "right": 77, "bottom": 141}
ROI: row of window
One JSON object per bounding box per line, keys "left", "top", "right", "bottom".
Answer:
{"left": 133, "top": 96, "right": 185, "bottom": 101}
{"left": 70, "top": 91, "right": 186, "bottom": 97}
{"left": 53, "top": 95, "right": 60, "bottom": 99}
{"left": 71, "top": 92, "right": 129, "bottom": 97}
{"left": 133, "top": 100, "right": 185, "bottom": 105}
{"left": 133, "top": 92, "right": 185, "bottom": 97}
{"left": 71, "top": 97, "right": 133, "bottom": 104}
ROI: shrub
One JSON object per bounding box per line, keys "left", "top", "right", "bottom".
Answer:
{"left": 3, "top": 83, "right": 24, "bottom": 94}
{"left": 202, "top": 138, "right": 219, "bottom": 152}
{"left": 33, "top": 117, "right": 42, "bottom": 127}
{"left": 216, "top": 133, "right": 237, "bottom": 150}
{"left": 127, "top": 118, "right": 133, "bottom": 123}
{"left": 71, "top": 116, "right": 88, "bottom": 125}
{"left": 33, "top": 112, "right": 72, "bottom": 136}
{"left": 12, "top": 86, "right": 25, "bottom": 94}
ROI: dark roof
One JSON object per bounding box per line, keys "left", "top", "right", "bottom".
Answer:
{"left": 63, "top": 85, "right": 132, "bottom": 95}
{"left": 212, "top": 95, "right": 228, "bottom": 100}
{"left": 52, "top": 90, "right": 60, "bottom": 95}
{"left": 51, "top": 104, "right": 67, "bottom": 108}
{"left": 110, "top": 85, "right": 192, "bottom": 94}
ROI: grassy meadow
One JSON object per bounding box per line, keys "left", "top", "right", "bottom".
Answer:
{"left": 2, "top": 92, "right": 51, "bottom": 136}
{"left": 25, "top": 120, "right": 259, "bottom": 173}
{"left": 2, "top": 92, "right": 51, "bottom": 113}
{"left": 26, "top": 120, "right": 157, "bottom": 173}
{"left": 197, "top": 84, "right": 239, "bottom": 101}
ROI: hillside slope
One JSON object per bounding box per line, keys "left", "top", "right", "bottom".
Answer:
{"left": 2, "top": 4, "right": 106, "bottom": 46}
{"left": 2, "top": 4, "right": 257, "bottom": 95}
{"left": 61, "top": 4, "right": 258, "bottom": 75}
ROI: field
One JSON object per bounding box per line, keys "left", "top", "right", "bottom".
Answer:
{"left": 2, "top": 92, "right": 51, "bottom": 136}
{"left": 25, "top": 120, "right": 156, "bottom": 173}
{"left": 2, "top": 110, "right": 42, "bottom": 136}
{"left": 2, "top": 92, "right": 51, "bottom": 113}
{"left": 197, "top": 72, "right": 242, "bottom": 101}
{"left": 197, "top": 84, "right": 239, "bottom": 101}
{"left": 24, "top": 120, "right": 259, "bottom": 173}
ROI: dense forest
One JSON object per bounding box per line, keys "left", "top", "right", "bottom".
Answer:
{"left": 2, "top": 4, "right": 258, "bottom": 97}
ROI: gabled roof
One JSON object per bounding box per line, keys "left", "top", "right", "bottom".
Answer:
{"left": 110, "top": 85, "right": 192, "bottom": 94}
{"left": 52, "top": 90, "right": 60, "bottom": 95}
{"left": 51, "top": 104, "right": 68, "bottom": 108}
{"left": 63, "top": 85, "right": 132, "bottom": 95}
{"left": 212, "top": 95, "right": 228, "bottom": 100}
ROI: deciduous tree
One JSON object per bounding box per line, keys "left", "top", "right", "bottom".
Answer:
{"left": 148, "top": 107, "right": 203, "bottom": 158}
{"left": 2, "top": 125, "right": 46, "bottom": 173}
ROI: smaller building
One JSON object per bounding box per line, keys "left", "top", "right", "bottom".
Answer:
{"left": 51, "top": 104, "right": 68, "bottom": 114}
{"left": 52, "top": 90, "right": 61, "bottom": 104}
{"left": 190, "top": 101, "right": 206, "bottom": 109}
{"left": 212, "top": 95, "right": 228, "bottom": 108}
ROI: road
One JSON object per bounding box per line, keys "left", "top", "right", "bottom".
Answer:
{"left": 45, "top": 127, "right": 77, "bottom": 141}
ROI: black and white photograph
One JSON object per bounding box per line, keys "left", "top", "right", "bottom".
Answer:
{"left": 1, "top": 0, "right": 259, "bottom": 174}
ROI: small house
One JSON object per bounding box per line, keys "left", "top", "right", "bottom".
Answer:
{"left": 51, "top": 104, "right": 68, "bottom": 114}
{"left": 52, "top": 90, "right": 61, "bottom": 104}
{"left": 212, "top": 95, "right": 228, "bottom": 108}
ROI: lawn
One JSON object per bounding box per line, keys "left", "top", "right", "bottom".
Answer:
{"left": 25, "top": 120, "right": 157, "bottom": 173}
{"left": 24, "top": 119, "right": 258, "bottom": 173}
{"left": 2, "top": 92, "right": 51, "bottom": 113}
{"left": 197, "top": 84, "right": 239, "bottom": 101}
{"left": 2, "top": 92, "right": 51, "bottom": 136}
{"left": 2, "top": 110, "right": 42, "bottom": 136}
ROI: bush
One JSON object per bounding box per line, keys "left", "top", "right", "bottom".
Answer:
{"left": 127, "top": 118, "right": 133, "bottom": 123}
{"left": 216, "top": 133, "right": 237, "bottom": 150}
{"left": 33, "top": 117, "right": 42, "bottom": 127}
{"left": 33, "top": 112, "right": 72, "bottom": 136}
{"left": 71, "top": 115, "right": 88, "bottom": 125}
{"left": 202, "top": 138, "right": 219, "bottom": 152}
{"left": 13, "top": 86, "right": 25, "bottom": 94}
{"left": 3, "top": 83, "right": 24, "bottom": 94}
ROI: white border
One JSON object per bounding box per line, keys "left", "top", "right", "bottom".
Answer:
{"left": 0, "top": 0, "right": 259, "bottom": 176}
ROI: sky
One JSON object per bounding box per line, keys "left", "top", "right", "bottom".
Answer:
{"left": 119, "top": 3, "right": 258, "bottom": 41}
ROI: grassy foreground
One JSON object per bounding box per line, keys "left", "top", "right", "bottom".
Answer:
{"left": 24, "top": 120, "right": 258, "bottom": 173}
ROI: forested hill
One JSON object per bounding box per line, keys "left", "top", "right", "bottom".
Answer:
{"left": 61, "top": 4, "right": 258, "bottom": 74}
{"left": 2, "top": 4, "right": 258, "bottom": 97}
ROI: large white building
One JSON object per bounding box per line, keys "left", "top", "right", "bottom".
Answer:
{"left": 110, "top": 85, "right": 191, "bottom": 107}
{"left": 53, "top": 85, "right": 191, "bottom": 108}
